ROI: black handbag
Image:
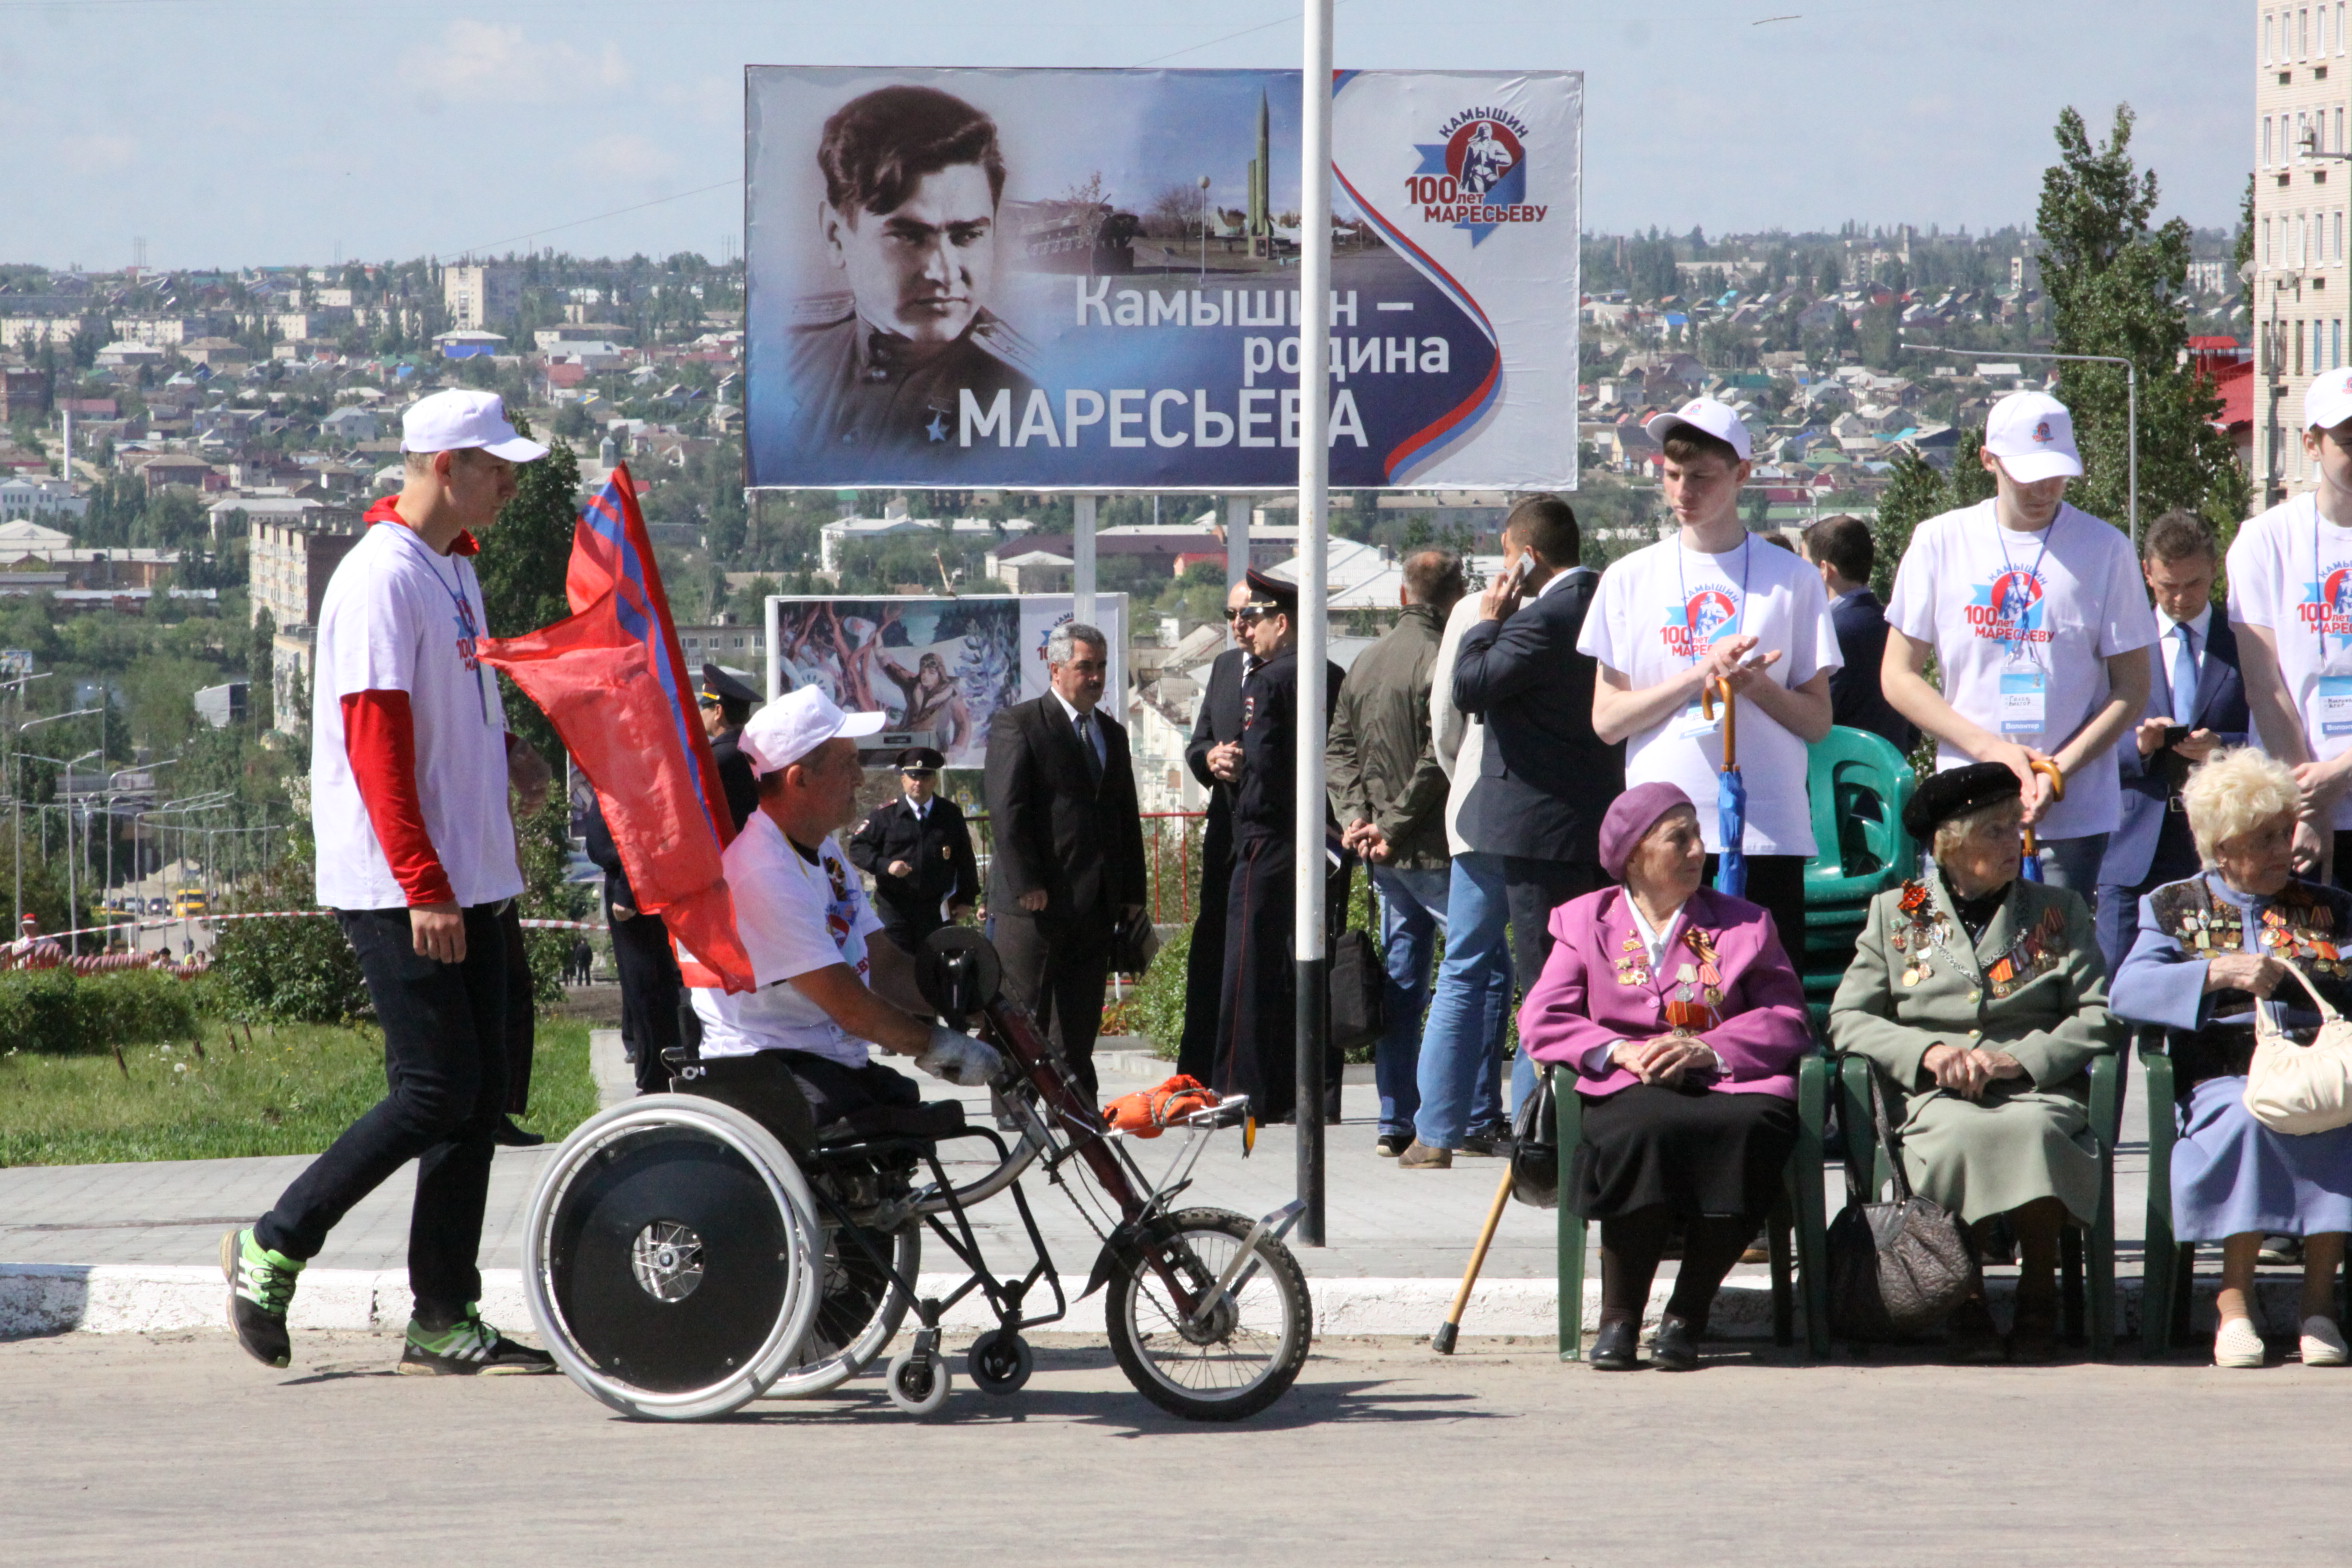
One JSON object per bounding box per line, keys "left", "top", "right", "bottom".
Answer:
{"left": 1826, "top": 1066, "right": 1980, "bottom": 1342}
{"left": 1328, "top": 929, "right": 1386, "bottom": 1053}
{"left": 1508, "top": 1071, "right": 1558, "bottom": 1208}
{"left": 1109, "top": 907, "right": 1161, "bottom": 975}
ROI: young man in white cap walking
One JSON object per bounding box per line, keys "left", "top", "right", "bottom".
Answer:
{"left": 672, "top": 685, "right": 1001, "bottom": 1142}
{"left": 1580, "top": 397, "right": 1840, "bottom": 954}
{"left": 223, "top": 389, "right": 559, "bottom": 1374}
{"left": 2232, "top": 365, "right": 2352, "bottom": 882}
{"left": 1882, "top": 390, "right": 2154, "bottom": 893}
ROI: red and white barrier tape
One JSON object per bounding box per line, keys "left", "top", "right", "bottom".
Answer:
{"left": 15, "top": 910, "right": 603, "bottom": 945}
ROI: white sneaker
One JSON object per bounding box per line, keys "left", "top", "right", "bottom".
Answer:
{"left": 2299, "top": 1316, "right": 2349, "bottom": 1367}
{"left": 2215, "top": 1316, "right": 2266, "bottom": 1368}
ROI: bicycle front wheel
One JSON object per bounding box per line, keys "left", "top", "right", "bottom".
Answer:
{"left": 1103, "top": 1207, "right": 1311, "bottom": 1421}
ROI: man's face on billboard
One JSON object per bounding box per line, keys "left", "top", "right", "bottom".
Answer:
{"left": 824, "top": 162, "right": 997, "bottom": 345}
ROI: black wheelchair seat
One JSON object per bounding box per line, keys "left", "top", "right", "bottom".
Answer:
{"left": 814, "top": 1099, "right": 967, "bottom": 1148}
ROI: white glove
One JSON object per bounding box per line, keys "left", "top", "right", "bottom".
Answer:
{"left": 916, "top": 1026, "right": 1003, "bottom": 1087}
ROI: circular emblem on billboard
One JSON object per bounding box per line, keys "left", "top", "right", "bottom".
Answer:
{"left": 1447, "top": 118, "right": 1523, "bottom": 199}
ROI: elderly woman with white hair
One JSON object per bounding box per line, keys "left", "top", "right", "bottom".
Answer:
{"left": 2111, "top": 747, "right": 2352, "bottom": 1369}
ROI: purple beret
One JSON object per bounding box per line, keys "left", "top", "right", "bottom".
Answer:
{"left": 1598, "top": 782, "right": 1696, "bottom": 881}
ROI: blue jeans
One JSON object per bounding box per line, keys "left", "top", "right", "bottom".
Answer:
{"left": 1370, "top": 865, "right": 1450, "bottom": 1137}
{"left": 2035, "top": 833, "right": 2109, "bottom": 907}
{"left": 1412, "top": 851, "right": 1514, "bottom": 1149}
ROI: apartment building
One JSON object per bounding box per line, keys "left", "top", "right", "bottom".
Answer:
{"left": 2256, "top": 3, "right": 2352, "bottom": 504}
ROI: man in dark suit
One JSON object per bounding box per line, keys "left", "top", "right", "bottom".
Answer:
{"left": 1177, "top": 580, "right": 1254, "bottom": 1082}
{"left": 1801, "top": 513, "right": 1917, "bottom": 754}
{"left": 2095, "top": 511, "right": 2250, "bottom": 976}
{"left": 983, "top": 621, "right": 1147, "bottom": 1098}
{"left": 585, "top": 664, "right": 761, "bottom": 1094}
{"left": 1404, "top": 496, "right": 1625, "bottom": 1167}
{"left": 848, "top": 745, "right": 979, "bottom": 954}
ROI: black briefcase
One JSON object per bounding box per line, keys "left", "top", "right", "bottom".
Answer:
{"left": 1328, "top": 929, "right": 1386, "bottom": 1054}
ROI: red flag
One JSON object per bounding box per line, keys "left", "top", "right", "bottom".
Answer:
{"left": 477, "top": 588, "right": 757, "bottom": 994}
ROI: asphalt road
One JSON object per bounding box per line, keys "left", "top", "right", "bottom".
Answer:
{"left": 7, "top": 1329, "right": 2350, "bottom": 1566}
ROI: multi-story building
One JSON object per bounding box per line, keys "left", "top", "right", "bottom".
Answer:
{"left": 2254, "top": 3, "right": 2352, "bottom": 506}
{"left": 443, "top": 264, "right": 521, "bottom": 329}
{"left": 247, "top": 511, "right": 363, "bottom": 734}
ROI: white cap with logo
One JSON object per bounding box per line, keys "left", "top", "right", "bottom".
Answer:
{"left": 1643, "top": 397, "right": 1753, "bottom": 463}
{"left": 1982, "top": 390, "right": 2083, "bottom": 483}
{"left": 399, "top": 389, "right": 549, "bottom": 463}
{"left": 738, "top": 686, "right": 885, "bottom": 777}
{"left": 2306, "top": 366, "right": 2352, "bottom": 432}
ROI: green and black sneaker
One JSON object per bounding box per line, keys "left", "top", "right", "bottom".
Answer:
{"left": 220, "top": 1227, "right": 302, "bottom": 1369}
{"left": 398, "top": 1305, "right": 557, "bottom": 1376}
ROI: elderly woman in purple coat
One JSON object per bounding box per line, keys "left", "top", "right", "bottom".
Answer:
{"left": 1520, "top": 782, "right": 1814, "bottom": 1371}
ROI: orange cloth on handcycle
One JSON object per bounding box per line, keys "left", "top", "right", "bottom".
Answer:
{"left": 1102, "top": 1075, "right": 1221, "bottom": 1138}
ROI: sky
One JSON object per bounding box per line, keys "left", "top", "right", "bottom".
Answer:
{"left": 0, "top": 0, "right": 2251, "bottom": 271}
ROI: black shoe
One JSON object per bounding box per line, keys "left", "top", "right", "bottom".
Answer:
{"left": 399, "top": 1307, "right": 558, "bottom": 1375}
{"left": 220, "top": 1228, "right": 300, "bottom": 1370}
{"left": 1376, "top": 1131, "right": 1413, "bottom": 1157}
{"left": 1651, "top": 1314, "right": 1701, "bottom": 1371}
{"left": 493, "top": 1116, "right": 545, "bottom": 1148}
{"left": 1589, "top": 1319, "right": 1641, "bottom": 1370}
{"left": 1459, "top": 1124, "right": 1515, "bottom": 1158}
{"left": 2260, "top": 1233, "right": 2305, "bottom": 1266}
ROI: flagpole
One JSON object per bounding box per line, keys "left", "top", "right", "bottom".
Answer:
{"left": 1294, "top": 0, "right": 1335, "bottom": 1247}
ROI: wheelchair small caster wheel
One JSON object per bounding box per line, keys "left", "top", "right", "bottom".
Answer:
{"left": 967, "top": 1328, "right": 1033, "bottom": 1396}
{"left": 885, "top": 1346, "right": 951, "bottom": 1416}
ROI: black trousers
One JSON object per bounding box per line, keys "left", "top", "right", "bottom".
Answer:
{"left": 874, "top": 910, "right": 946, "bottom": 957}
{"left": 1213, "top": 834, "right": 1346, "bottom": 1124}
{"left": 1703, "top": 853, "right": 1807, "bottom": 969}
{"left": 609, "top": 904, "right": 682, "bottom": 1096}
{"left": 1503, "top": 856, "right": 1608, "bottom": 995}
{"left": 995, "top": 910, "right": 1110, "bottom": 1100}
{"left": 256, "top": 904, "right": 509, "bottom": 1326}
{"left": 499, "top": 901, "right": 534, "bottom": 1115}
{"left": 675, "top": 1049, "right": 919, "bottom": 1153}
{"left": 1177, "top": 833, "right": 1237, "bottom": 1084}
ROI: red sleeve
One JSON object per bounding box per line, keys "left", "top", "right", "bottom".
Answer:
{"left": 341, "top": 689, "right": 455, "bottom": 906}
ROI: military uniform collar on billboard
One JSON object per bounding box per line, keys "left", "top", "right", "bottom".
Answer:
{"left": 784, "top": 300, "right": 1038, "bottom": 456}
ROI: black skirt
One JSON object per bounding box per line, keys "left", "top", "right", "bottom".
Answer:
{"left": 1569, "top": 1083, "right": 1799, "bottom": 1222}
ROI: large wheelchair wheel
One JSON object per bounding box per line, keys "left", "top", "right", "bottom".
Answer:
{"left": 1105, "top": 1207, "right": 1313, "bottom": 1421}
{"left": 763, "top": 1220, "right": 919, "bottom": 1399}
{"left": 523, "top": 1095, "right": 824, "bottom": 1421}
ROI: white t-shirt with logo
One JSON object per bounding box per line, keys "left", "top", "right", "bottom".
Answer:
{"left": 2228, "top": 492, "right": 2352, "bottom": 829}
{"left": 310, "top": 522, "right": 520, "bottom": 910}
{"left": 1578, "top": 533, "right": 1840, "bottom": 856}
{"left": 1886, "top": 499, "right": 2154, "bottom": 842}
{"left": 688, "top": 813, "right": 887, "bottom": 1067}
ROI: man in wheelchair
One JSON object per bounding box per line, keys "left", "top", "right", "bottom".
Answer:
{"left": 672, "top": 685, "right": 1003, "bottom": 1152}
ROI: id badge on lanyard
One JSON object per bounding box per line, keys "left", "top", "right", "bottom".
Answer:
{"left": 1999, "top": 668, "right": 2049, "bottom": 735}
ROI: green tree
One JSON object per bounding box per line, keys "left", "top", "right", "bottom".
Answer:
{"left": 2235, "top": 171, "right": 2255, "bottom": 277}
{"left": 2036, "top": 105, "right": 2247, "bottom": 536}
{"left": 1870, "top": 447, "right": 1950, "bottom": 600}
{"left": 248, "top": 607, "right": 276, "bottom": 733}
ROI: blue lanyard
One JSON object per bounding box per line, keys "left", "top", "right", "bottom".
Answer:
{"left": 1992, "top": 508, "right": 2057, "bottom": 668}
{"left": 1674, "top": 533, "right": 1753, "bottom": 666}
{"left": 383, "top": 523, "right": 493, "bottom": 725}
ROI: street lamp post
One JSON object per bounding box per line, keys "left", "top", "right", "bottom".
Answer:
{"left": 13, "top": 707, "right": 101, "bottom": 936}
{"left": 23, "top": 748, "right": 100, "bottom": 953}
{"left": 1903, "top": 343, "right": 2139, "bottom": 548}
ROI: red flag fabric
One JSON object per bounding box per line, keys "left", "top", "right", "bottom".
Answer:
{"left": 476, "top": 589, "right": 756, "bottom": 993}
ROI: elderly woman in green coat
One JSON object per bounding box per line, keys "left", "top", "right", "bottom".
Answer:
{"left": 1829, "top": 762, "right": 2123, "bottom": 1360}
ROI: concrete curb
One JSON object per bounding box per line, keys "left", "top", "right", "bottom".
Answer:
{"left": 3, "top": 1261, "right": 2306, "bottom": 1344}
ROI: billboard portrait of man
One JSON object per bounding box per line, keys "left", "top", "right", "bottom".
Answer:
{"left": 785, "top": 84, "right": 1041, "bottom": 461}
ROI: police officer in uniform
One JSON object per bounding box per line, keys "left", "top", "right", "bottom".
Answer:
{"left": 847, "top": 746, "right": 979, "bottom": 954}
{"left": 584, "top": 664, "right": 761, "bottom": 1094}
{"left": 783, "top": 84, "right": 1039, "bottom": 467}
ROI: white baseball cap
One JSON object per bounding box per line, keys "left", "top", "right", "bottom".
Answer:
{"left": 2306, "top": 366, "right": 2352, "bottom": 432}
{"left": 399, "top": 389, "right": 548, "bottom": 463}
{"left": 1982, "top": 390, "right": 2083, "bottom": 483}
{"left": 738, "top": 686, "right": 885, "bottom": 776}
{"left": 1644, "top": 397, "right": 1753, "bottom": 463}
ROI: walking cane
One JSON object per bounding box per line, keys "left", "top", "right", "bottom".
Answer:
{"left": 1432, "top": 1162, "right": 1519, "bottom": 1354}
{"left": 2017, "top": 758, "right": 2065, "bottom": 881}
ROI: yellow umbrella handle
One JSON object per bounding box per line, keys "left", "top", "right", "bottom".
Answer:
{"left": 1699, "top": 676, "right": 1737, "bottom": 768}
{"left": 2020, "top": 760, "right": 2062, "bottom": 859}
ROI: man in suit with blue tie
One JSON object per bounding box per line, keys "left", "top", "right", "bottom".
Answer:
{"left": 2094, "top": 510, "right": 2249, "bottom": 976}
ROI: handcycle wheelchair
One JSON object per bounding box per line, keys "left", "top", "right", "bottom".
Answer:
{"left": 520, "top": 928, "right": 1314, "bottom": 1421}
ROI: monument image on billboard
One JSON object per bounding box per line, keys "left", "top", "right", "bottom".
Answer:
{"left": 745, "top": 67, "right": 1581, "bottom": 491}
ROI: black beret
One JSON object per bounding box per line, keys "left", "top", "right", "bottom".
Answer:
{"left": 699, "top": 663, "right": 761, "bottom": 708}
{"left": 896, "top": 746, "right": 945, "bottom": 770}
{"left": 1902, "top": 761, "right": 2023, "bottom": 843}
{"left": 1243, "top": 566, "right": 1297, "bottom": 611}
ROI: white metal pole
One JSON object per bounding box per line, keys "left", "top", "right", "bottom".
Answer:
{"left": 1295, "top": 0, "right": 1335, "bottom": 1246}
{"left": 1073, "top": 493, "right": 1098, "bottom": 628}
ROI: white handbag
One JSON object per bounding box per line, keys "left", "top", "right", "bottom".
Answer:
{"left": 2243, "top": 956, "right": 2352, "bottom": 1135}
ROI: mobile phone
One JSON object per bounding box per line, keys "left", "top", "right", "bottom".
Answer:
{"left": 2161, "top": 725, "right": 2189, "bottom": 748}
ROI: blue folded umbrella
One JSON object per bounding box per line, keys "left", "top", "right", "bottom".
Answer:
{"left": 1716, "top": 759, "right": 1748, "bottom": 899}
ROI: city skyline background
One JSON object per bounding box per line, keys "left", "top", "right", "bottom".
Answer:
{"left": 0, "top": 0, "right": 2247, "bottom": 269}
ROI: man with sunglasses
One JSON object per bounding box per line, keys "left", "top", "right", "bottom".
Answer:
{"left": 849, "top": 745, "right": 979, "bottom": 954}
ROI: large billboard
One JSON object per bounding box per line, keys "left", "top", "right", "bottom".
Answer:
{"left": 761, "top": 593, "right": 1128, "bottom": 769}
{"left": 745, "top": 67, "right": 1580, "bottom": 491}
